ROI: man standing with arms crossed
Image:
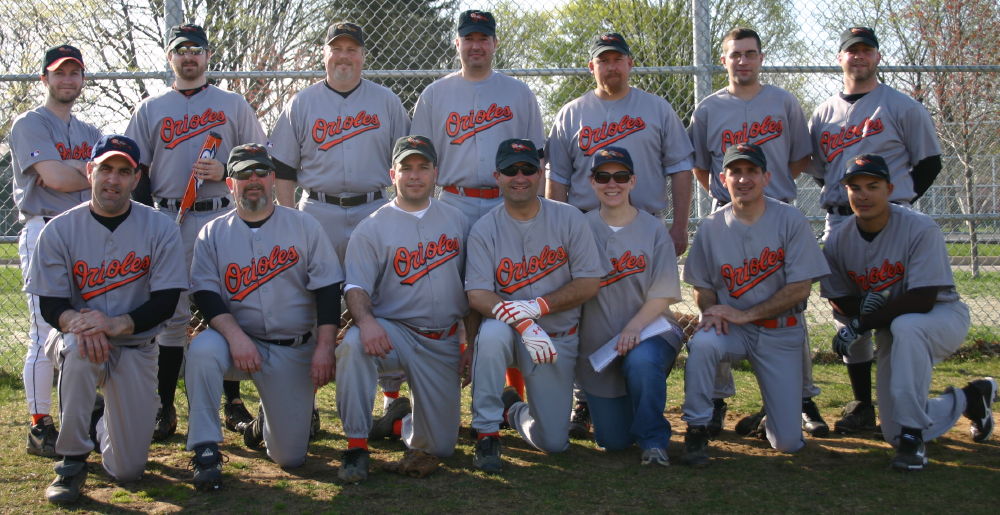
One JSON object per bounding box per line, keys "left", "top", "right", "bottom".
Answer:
{"left": 545, "top": 31, "right": 694, "bottom": 436}
{"left": 10, "top": 44, "right": 102, "bottom": 457}
{"left": 126, "top": 24, "right": 267, "bottom": 442}
{"left": 688, "top": 28, "right": 826, "bottom": 438}
{"left": 808, "top": 26, "right": 943, "bottom": 435}
{"left": 465, "top": 139, "right": 603, "bottom": 473}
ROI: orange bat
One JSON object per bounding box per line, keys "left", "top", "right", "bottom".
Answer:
{"left": 175, "top": 132, "right": 222, "bottom": 224}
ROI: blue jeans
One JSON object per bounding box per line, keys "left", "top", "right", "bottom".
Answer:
{"left": 585, "top": 335, "right": 676, "bottom": 451}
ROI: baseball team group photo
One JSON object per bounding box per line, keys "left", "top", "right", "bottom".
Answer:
{"left": 2, "top": 1, "right": 999, "bottom": 512}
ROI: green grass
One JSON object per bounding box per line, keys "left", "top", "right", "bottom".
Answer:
{"left": 947, "top": 242, "right": 1000, "bottom": 257}
{"left": 0, "top": 243, "right": 17, "bottom": 261}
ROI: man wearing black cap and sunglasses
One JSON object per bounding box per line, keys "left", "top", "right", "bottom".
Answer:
{"left": 10, "top": 44, "right": 103, "bottom": 458}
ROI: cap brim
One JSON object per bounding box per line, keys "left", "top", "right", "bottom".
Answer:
{"left": 591, "top": 45, "right": 630, "bottom": 58}
{"left": 327, "top": 33, "right": 364, "bottom": 46}
{"left": 840, "top": 171, "right": 889, "bottom": 184}
{"left": 229, "top": 159, "right": 275, "bottom": 174}
{"left": 840, "top": 37, "right": 878, "bottom": 51}
{"left": 46, "top": 57, "right": 84, "bottom": 71}
{"left": 167, "top": 36, "right": 208, "bottom": 50}
{"left": 93, "top": 151, "right": 138, "bottom": 168}
{"left": 393, "top": 149, "right": 435, "bottom": 166}
{"left": 591, "top": 159, "right": 632, "bottom": 173}
{"left": 497, "top": 156, "right": 540, "bottom": 171}
{"left": 723, "top": 156, "right": 766, "bottom": 170}
{"left": 458, "top": 25, "right": 495, "bottom": 37}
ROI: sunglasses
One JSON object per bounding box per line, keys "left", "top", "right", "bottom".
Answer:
{"left": 499, "top": 165, "right": 539, "bottom": 177}
{"left": 174, "top": 46, "right": 205, "bottom": 56}
{"left": 231, "top": 168, "right": 273, "bottom": 180}
{"left": 593, "top": 170, "right": 633, "bottom": 184}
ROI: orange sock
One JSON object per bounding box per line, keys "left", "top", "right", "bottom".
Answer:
{"left": 393, "top": 419, "right": 403, "bottom": 436}
{"left": 347, "top": 438, "right": 368, "bottom": 450}
{"left": 384, "top": 391, "right": 400, "bottom": 399}
{"left": 506, "top": 368, "right": 525, "bottom": 398}
{"left": 31, "top": 414, "right": 48, "bottom": 425}
{"left": 477, "top": 431, "right": 499, "bottom": 440}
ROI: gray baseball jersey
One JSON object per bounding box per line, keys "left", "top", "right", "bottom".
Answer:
{"left": 465, "top": 198, "right": 605, "bottom": 334}
{"left": 807, "top": 83, "right": 941, "bottom": 208}
{"left": 268, "top": 79, "right": 410, "bottom": 195}
{"left": 411, "top": 71, "right": 544, "bottom": 188}
{"left": 684, "top": 197, "right": 829, "bottom": 311}
{"left": 578, "top": 209, "right": 682, "bottom": 398}
{"left": 689, "top": 85, "right": 811, "bottom": 203}
{"left": 125, "top": 85, "right": 266, "bottom": 200}
{"left": 545, "top": 88, "right": 694, "bottom": 213}
{"left": 346, "top": 200, "right": 470, "bottom": 328}
{"left": 9, "top": 106, "right": 100, "bottom": 217}
{"left": 191, "top": 206, "right": 343, "bottom": 339}
{"left": 25, "top": 201, "right": 189, "bottom": 344}
{"left": 820, "top": 204, "right": 959, "bottom": 304}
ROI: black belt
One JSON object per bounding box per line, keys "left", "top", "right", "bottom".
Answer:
{"left": 259, "top": 331, "right": 312, "bottom": 347}
{"left": 308, "top": 190, "right": 383, "bottom": 207}
{"left": 155, "top": 197, "right": 230, "bottom": 212}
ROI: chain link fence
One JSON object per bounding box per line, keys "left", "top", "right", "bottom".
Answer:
{"left": 1, "top": 0, "right": 998, "bottom": 373}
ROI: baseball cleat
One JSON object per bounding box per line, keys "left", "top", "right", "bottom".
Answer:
{"left": 473, "top": 435, "right": 503, "bottom": 474}
{"left": 801, "top": 398, "right": 830, "bottom": 438}
{"left": 243, "top": 406, "right": 265, "bottom": 450}
{"left": 501, "top": 386, "right": 523, "bottom": 428}
{"left": 681, "top": 426, "right": 710, "bottom": 467}
{"left": 45, "top": 459, "right": 88, "bottom": 504}
{"left": 152, "top": 404, "right": 178, "bottom": 442}
{"left": 707, "top": 399, "right": 727, "bottom": 437}
{"left": 640, "top": 447, "right": 670, "bottom": 467}
{"left": 310, "top": 408, "right": 321, "bottom": 441}
{"left": 833, "top": 400, "right": 876, "bottom": 434}
{"left": 338, "top": 448, "right": 370, "bottom": 483}
{"left": 966, "top": 377, "right": 997, "bottom": 442}
{"left": 749, "top": 415, "right": 768, "bottom": 440}
{"left": 890, "top": 433, "right": 927, "bottom": 472}
{"left": 27, "top": 415, "right": 59, "bottom": 458}
{"left": 370, "top": 397, "right": 411, "bottom": 440}
{"left": 568, "top": 400, "right": 592, "bottom": 439}
{"left": 190, "top": 444, "right": 226, "bottom": 491}
{"left": 735, "top": 410, "right": 765, "bottom": 437}
{"left": 223, "top": 399, "right": 253, "bottom": 432}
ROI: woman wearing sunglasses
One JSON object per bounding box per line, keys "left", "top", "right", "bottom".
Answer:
{"left": 576, "top": 146, "right": 684, "bottom": 466}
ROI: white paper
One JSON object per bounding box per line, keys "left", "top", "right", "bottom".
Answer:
{"left": 589, "top": 316, "right": 683, "bottom": 373}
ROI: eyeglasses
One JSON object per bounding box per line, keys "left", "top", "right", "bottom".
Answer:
{"left": 593, "top": 170, "right": 633, "bottom": 184}
{"left": 174, "top": 46, "right": 205, "bottom": 56}
{"left": 498, "top": 165, "right": 539, "bottom": 177}
{"left": 231, "top": 168, "right": 273, "bottom": 180}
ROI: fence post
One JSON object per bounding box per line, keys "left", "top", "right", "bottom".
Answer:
{"left": 691, "top": 0, "right": 712, "bottom": 219}
{"left": 163, "top": 0, "right": 182, "bottom": 86}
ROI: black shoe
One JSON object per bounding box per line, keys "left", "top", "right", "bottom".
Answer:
{"left": 27, "top": 415, "right": 59, "bottom": 458}
{"left": 190, "top": 444, "right": 226, "bottom": 491}
{"left": 338, "top": 448, "right": 370, "bottom": 483}
{"left": 735, "top": 410, "right": 766, "bottom": 436}
{"left": 45, "top": 459, "right": 88, "bottom": 504}
{"left": 890, "top": 433, "right": 927, "bottom": 471}
{"left": 502, "top": 387, "right": 523, "bottom": 428}
{"left": 90, "top": 393, "right": 105, "bottom": 454}
{"left": 801, "top": 398, "right": 830, "bottom": 438}
{"left": 834, "top": 400, "right": 876, "bottom": 434}
{"left": 152, "top": 404, "right": 177, "bottom": 442}
{"left": 223, "top": 399, "right": 253, "bottom": 432}
{"left": 681, "top": 426, "right": 710, "bottom": 467}
{"left": 473, "top": 435, "right": 502, "bottom": 474}
{"left": 750, "top": 415, "right": 768, "bottom": 440}
{"left": 568, "top": 400, "right": 591, "bottom": 440}
{"left": 310, "top": 408, "right": 321, "bottom": 441}
{"left": 707, "top": 399, "right": 727, "bottom": 437}
{"left": 965, "top": 377, "right": 997, "bottom": 442}
{"left": 243, "top": 406, "right": 265, "bottom": 450}
{"left": 370, "top": 397, "right": 411, "bottom": 440}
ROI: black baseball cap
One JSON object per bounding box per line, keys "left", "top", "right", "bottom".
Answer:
{"left": 457, "top": 10, "right": 496, "bottom": 37}
{"left": 496, "top": 139, "right": 540, "bottom": 170}
{"left": 393, "top": 135, "right": 437, "bottom": 166}
{"left": 227, "top": 143, "right": 275, "bottom": 176}
{"left": 166, "top": 24, "right": 209, "bottom": 50}
{"left": 840, "top": 26, "right": 878, "bottom": 51}
{"left": 91, "top": 135, "right": 140, "bottom": 168}
{"left": 43, "top": 45, "right": 84, "bottom": 73}
{"left": 326, "top": 21, "right": 365, "bottom": 46}
{"left": 590, "top": 32, "right": 632, "bottom": 59}
{"left": 723, "top": 142, "right": 767, "bottom": 170}
{"left": 590, "top": 146, "right": 633, "bottom": 173}
{"left": 841, "top": 153, "right": 890, "bottom": 183}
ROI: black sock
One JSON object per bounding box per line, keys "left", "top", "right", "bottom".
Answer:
{"left": 712, "top": 398, "right": 726, "bottom": 408}
{"left": 901, "top": 426, "right": 922, "bottom": 440}
{"left": 846, "top": 360, "right": 873, "bottom": 405}
{"left": 962, "top": 384, "right": 983, "bottom": 420}
{"left": 223, "top": 380, "right": 241, "bottom": 404}
{"left": 65, "top": 453, "right": 89, "bottom": 462}
{"left": 157, "top": 345, "right": 185, "bottom": 408}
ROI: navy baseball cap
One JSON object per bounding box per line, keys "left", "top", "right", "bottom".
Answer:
{"left": 167, "top": 24, "right": 209, "bottom": 50}
{"left": 496, "top": 139, "right": 540, "bottom": 170}
{"left": 91, "top": 135, "right": 140, "bottom": 168}
{"left": 840, "top": 26, "right": 878, "bottom": 51}
{"left": 457, "top": 10, "right": 496, "bottom": 37}
{"left": 841, "top": 153, "right": 890, "bottom": 183}
{"left": 590, "top": 146, "right": 634, "bottom": 173}
{"left": 723, "top": 142, "right": 767, "bottom": 170}
{"left": 327, "top": 21, "right": 365, "bottom": 46}
{"left": 43, "top": 45, "right": 84, "bottom": 73}
{"left": 227, "top": 143, "right": 275, "bottom": 176}
{"left": 590, "top": 33, "right": 631, "bottom": 59}
{"left": 393, "top": 135, "right": 437, "bottom": 166}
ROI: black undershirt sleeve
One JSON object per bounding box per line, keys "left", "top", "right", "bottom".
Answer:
{"left": 313, "top": 282, "right": 343, "bottom": 326}
{"left": 39, "top": 296, "right": 74, "bottom": 331}
{"left": 910, "top": 155, "right": 942, "bottom": 203}
{"left": 192, "top": 290, "right": 229, "bottom": 323}
{"left": 858, "top": 287, "right": 939, "bottom": 331}
{"left": 39, "top": 289, "right": 182, "bottom": 334}
{"left": 274, "top": 158, "right": 298, "bottom": 181}
{"left": 132, "top": 164, "right": 154, "bottom": 206}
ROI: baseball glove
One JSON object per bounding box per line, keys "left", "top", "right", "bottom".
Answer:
{"left": 832, "top": 318, "right": 863, "bottom": 358}
{"left": 860, "top": 290, "right": 890, "bottom": 315}
{"left": 514, "top": 319, "right": 557, "bottom": 364}
{"left": 382, "top": 449, "right": 441, "bottom": 478}
{"left": 492, "top": 297, "right": 550, "bottom": 325}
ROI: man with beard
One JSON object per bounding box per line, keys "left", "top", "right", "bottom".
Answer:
{"left": 9, "top": 44, "right": 102, "bottom": 458}
{"left": 185, "top": 144, "right": 342, "bottom": 491}
{"left": 26, "top": 135, "right": 187, "bottom": 503}
{"left": 125, "top": 24, "right": 267, "bottom": 443}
